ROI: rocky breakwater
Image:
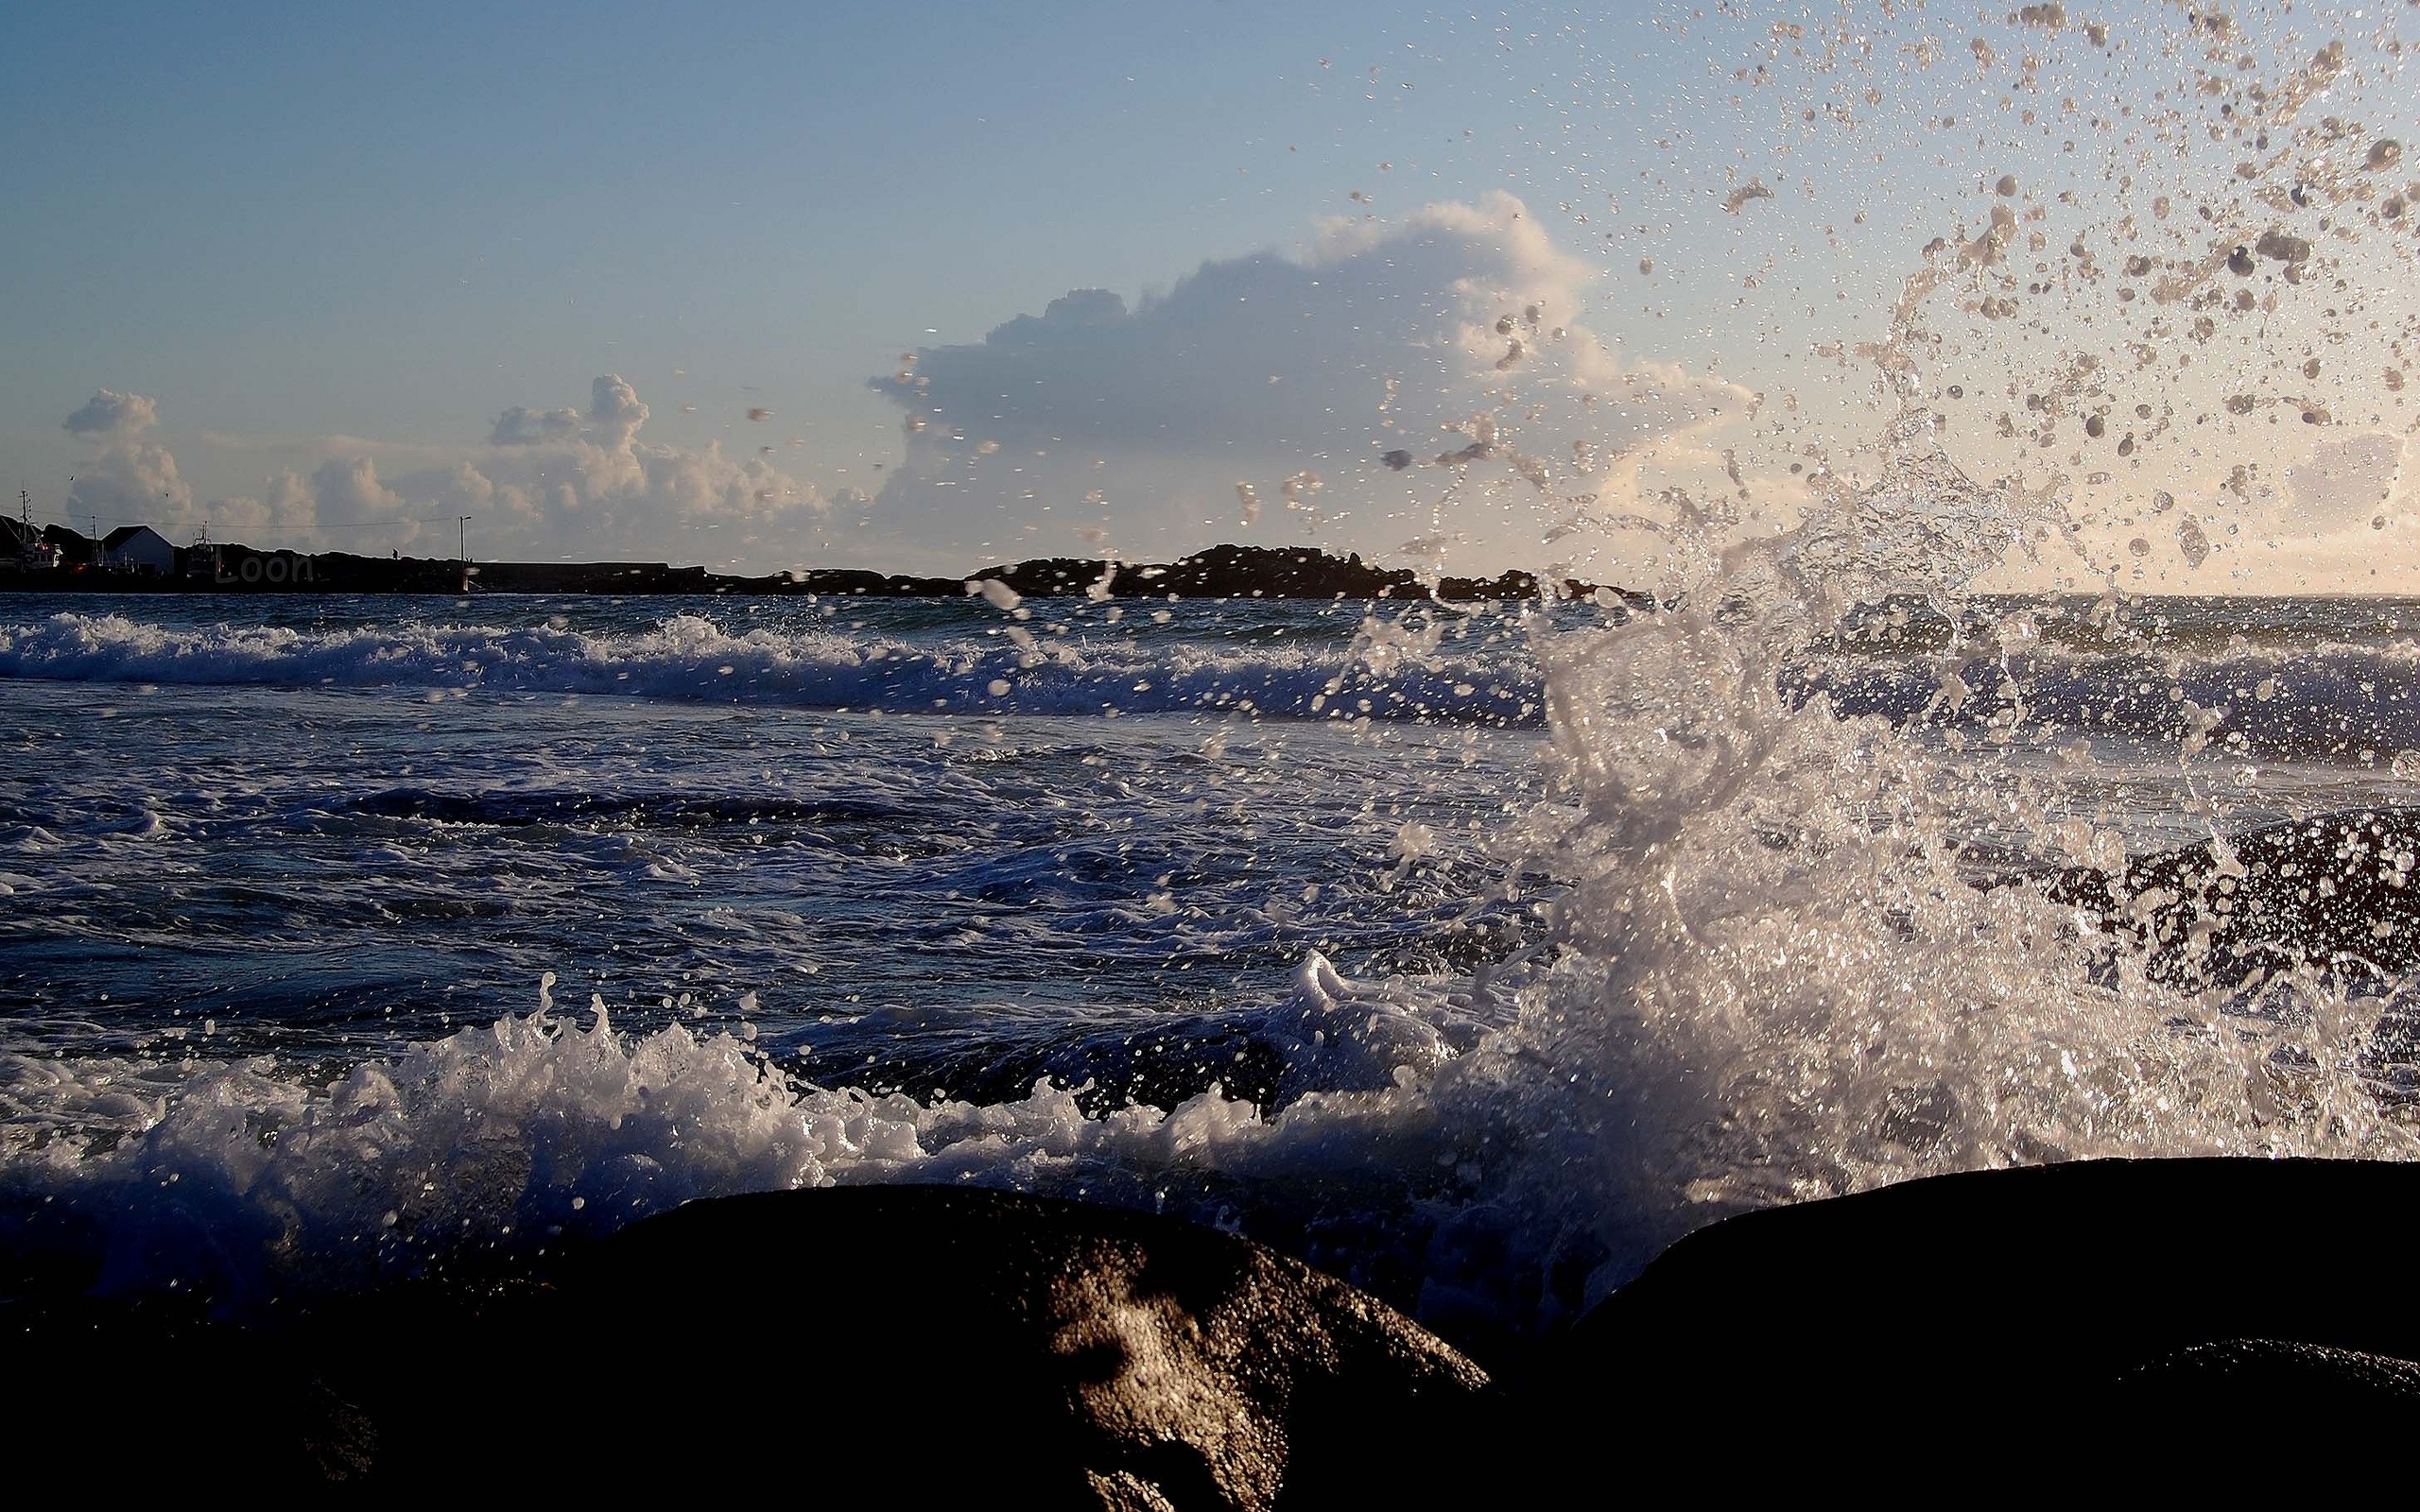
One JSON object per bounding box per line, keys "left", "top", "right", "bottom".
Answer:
{"left": 970, "top": 543, "right": 1637, "bottom": 605}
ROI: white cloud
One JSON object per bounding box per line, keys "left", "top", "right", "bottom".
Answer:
{"left": 2286, "top": 434, "right": 2405, "bottom": 533}
{"left": 57, "top": 201, "right": 1745, "bottom": 575}
{"left": 198, "top": 470, "right": 320, "bottom": 545}
{"left": 488, "top": 406, "right": 582, "bottom": 446}
{"left": 61, "top": 388, "right": 195, "bottom": 530}
{"left": 63, "top": 375, "right": 868, "bottom": 567}
{"left": 241, "top": 373, "right": 867, "bottom": 566}
{"left": 63, "top": 387, "right": 160, "bottom": 439}
{"left": 866, "top": 193, "right": 1745, "bottom": 569}
{"left": 367, "top": 372, "right": 864, "bottom": 565}
{"left": 586, "top": 374, "right": 648, "bottom": 449}
{"left": 66, "top": 438, "right": 194, "bottom": 527}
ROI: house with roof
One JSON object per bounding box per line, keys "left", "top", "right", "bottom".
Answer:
{"left": 102, "top": 525, "right": 177, "bottom": 575}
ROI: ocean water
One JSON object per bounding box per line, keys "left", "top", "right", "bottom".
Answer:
{"left": 5, "top": 583, "right": 2416, "bottom": 1344}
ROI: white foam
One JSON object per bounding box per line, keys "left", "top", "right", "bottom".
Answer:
{"left": 0, "top": 970, "right": 1473, "bottom": 1308}
{"left": 0, "top": 611, "right": 1536, "bottom": 726}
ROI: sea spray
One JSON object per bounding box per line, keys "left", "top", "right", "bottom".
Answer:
{"left": 1449, "top": 476, "right": 2416, "bottom": 1304}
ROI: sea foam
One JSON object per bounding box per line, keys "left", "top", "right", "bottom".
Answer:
{"left": 0, "top": 611, "right": 1540, "bottom": 726}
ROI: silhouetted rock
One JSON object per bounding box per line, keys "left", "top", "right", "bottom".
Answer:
{"left": 968, "top": 544, "right": 1623, "bottom": 604}
{"left": 9, "top": 1186, "right": 1496, "bottom": 1503}
{"left": 9, "top": 537, "right": 1625, "bottom": 603}
{"left": 1533, "top": 1158, "right": 2420, "bottom": 1467}
{"left": 2114, "top": 1336, "right": 2420, "bottom": 1425}
{"left": 973, "top": 544, "right": 1409, "bottom": 601}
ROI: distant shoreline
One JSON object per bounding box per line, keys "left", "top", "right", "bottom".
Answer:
{"left": 3, "top": 541, "right": 1632, "bottom": 604}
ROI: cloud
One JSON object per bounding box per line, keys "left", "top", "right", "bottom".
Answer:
{"left": 206, "top": 373, "right": 866, "bottom": 565}
{"left": 586, "top": 374, "right": 648, "bottom": 449}
{"left": 488, "top": 405, "right": 582, "bottom": 446}
{"left": 486, "top": 377, "right": 646, "bottom": 448}
{"left": 63, "top": 387, "right": 160, "bottom": 438}
{"left": 199, "top": 470, "right": 320, "bottom": 544}
{"left": 66, "top": 438, "right": 194, "bottom": 525}
{"left": 865, "top": 193, "right": 1745, "bottom": 567}
{"left": 56, "top": 200, "right": 1743, "bottom": 576}
{"left": 375, "top": 372, "right": 861, "bottom": 564}
{"left": 60, "top": 374, "right": 867, "bottom": 567}
{"left": 61, "top": 388, "right": 194, "bottom": 529}
{"left": 2286, "top": 434, "right": 2405, "bottom": 533}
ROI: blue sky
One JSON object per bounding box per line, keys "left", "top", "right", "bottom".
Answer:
{"left": 3, "top": 3, "right": 1545, "bottom": 470}
{"left": 4, "top": 2, "right": 2413, "bottom": 586}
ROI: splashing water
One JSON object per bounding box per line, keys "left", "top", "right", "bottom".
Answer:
{"left": 1449, "top": 430, "right": 2413, "bottom": 1299}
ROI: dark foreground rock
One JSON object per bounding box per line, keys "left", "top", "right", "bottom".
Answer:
{"left": 2045, "top": 806, "right": 2420, "bottom": 988}
{"left": 15, "top": 1161, "right": 2420, "bottom": 1495}
{"left": 2116, "top": 1335, "right": 2420, "bottom": 1414}
{"left": 1536, "top": 1158, "right": 2420, "bottom": 1462}
{"left": 5, "top": 1186, "right": 1495, "bottom": 1503}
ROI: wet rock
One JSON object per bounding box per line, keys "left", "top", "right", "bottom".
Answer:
{"left": 1534, "top": 1159, "right": 2420, "bottom": 1461}
{"left": 512, "top": 1187, "right": 1495, "bottom": 1505}
{"left": 2114, "top": 1336, "right": 2420, "bottom": 1424}
{"left": 2045, "top": 806, "right": 2420, "bottom": 987}
{"left": 11, "top": 1188, "right": 1496, "bottom": 1503}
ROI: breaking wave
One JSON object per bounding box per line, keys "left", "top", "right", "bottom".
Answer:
{"left": 1805, "top": 643, "right": 2420, "bottom": 766}
{"left": 0, "top": 957, "right": 1493, "bottom": 1313}
{"left": 0, "top": 610, "right": 1542, "bottom": 726}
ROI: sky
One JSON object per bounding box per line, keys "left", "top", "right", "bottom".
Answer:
{"left": 3, "top": 1, "right": 2415, "bottom": 589}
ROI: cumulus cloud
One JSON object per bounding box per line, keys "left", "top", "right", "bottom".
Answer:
{"left": 485, "top": 377, "right": 647, "bottom": 448}
{"left": 488, "top": 405, "right": 582, "bottom": 446}
{"left": 61, "top": 388, "right": 195, "bottom": 528}
{"left": 62, "top": 374, "right": 868, "bottom": 567}
{"left": 66, "top": 438, "right": 194, "bottom": 524}
{"left": 586, "top": 374, "right": 649, "bottom": 449}
{"left": 198, "top": 470, "right": 320, "bottom": 545}
{"left": 59, "top": 201, "right": 1741, "bottom": 576}
{"left": 183, "top": 373, "right": 865, "bottom": 565}
{"left": 364, "top": 372, "right": 861, "bottom": 563}
{"left": 63, "top": 387, "right": 160, "bottom": 438}
{"left": 866, "top": 192, "right": 1745, "bottom": 568}
{"left": 2286, "top": 433, "right": 2405, "bottom": 532}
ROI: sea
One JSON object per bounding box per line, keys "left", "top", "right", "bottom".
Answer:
{"left": 4, "top": 578, "right": 2415, "bottom": 1353}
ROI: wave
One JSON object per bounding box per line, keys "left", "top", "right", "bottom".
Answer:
{"left": 0, "top": 955, "right": 1491, "bottom": 1314}
{"left": 1801, "top": 641, "right": 2420, "bottom": 765}
{"left": 20, "top": 609, "right": 2418, "bottom": 760}
{"left": 12, "top": 603, "right": 2420, "bottom": 1341}
{"left": 0, "top": 611, "right": 1542, "bottom": 726}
